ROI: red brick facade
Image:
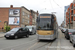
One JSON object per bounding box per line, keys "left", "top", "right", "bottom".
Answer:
{"left": 0, "top": 5, "right": 39, "bottom": 29}
{"left": 29, "top": 10, "right": 38, "bottom": 25}
{"left": 0, "top": 6, "right": 21, "bottom": 29}
{"left": 66, "top": 3, "right": 74, "bottom": 25}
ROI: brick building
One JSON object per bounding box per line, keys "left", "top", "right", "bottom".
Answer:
{"left": 66, "top": 0, "right": 75, "bottom": 29}
{"left": 0, "top": 5, "right": 38, "bottom": 29}
{"left": 29, "top": 10, "right": 38, "bottom": 25}
{"left": 64, "top": 5, "right": 69, "bottom": 27}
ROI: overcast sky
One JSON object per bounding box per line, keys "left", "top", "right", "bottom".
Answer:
{"left": 0, "top": 0, "right": 73, "bottom": 26}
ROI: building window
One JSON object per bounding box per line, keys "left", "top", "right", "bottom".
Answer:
{"left": 71, "top": 17, "right": 73, "bottom": 21}
{"left": 22, "top": 12, "right": 25, "bottom": 15}
{"left": 28, "top": 21, "right": 29, "bottom": 23}
{"left": 74, "top": 14, "right": 75, "bottom": 16}
{"left": 35, "top": 14, "right": 36, "bottom": 17}
{"left": 22, "top": 18, "right": 24, "bottom": 23}
{"left": 28, "top": 15, "right": 29, "bottom": 18}
{"left": 71, "top": 5, "right": 73, "bottom": 9}
{"left": 74, "top": 7, "right": 75, "bottom": 9}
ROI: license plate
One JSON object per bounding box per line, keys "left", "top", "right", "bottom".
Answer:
{"left": 6, "top": 35, "right": 9, "bottom": 37}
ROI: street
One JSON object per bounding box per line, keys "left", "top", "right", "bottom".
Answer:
{"left": 0, "top": 29, "right": 75, "bottom": 50}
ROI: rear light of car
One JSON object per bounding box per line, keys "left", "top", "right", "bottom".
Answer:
{"left": 69, "top": 32, "right": 72, "bottom": 34}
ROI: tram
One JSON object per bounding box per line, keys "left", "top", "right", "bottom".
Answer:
{"left": 36, "top": 13, "right": 58, "bottom": 40}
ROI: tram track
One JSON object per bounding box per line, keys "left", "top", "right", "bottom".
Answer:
{"left": 26, "top": 40, "right": 54, "bottom": 50}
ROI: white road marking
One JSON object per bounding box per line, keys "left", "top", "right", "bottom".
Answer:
{"left": 57, "top": 39, "right": 60, "bottom": 50}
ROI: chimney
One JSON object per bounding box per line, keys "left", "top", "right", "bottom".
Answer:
{"left": 37, "top": 10, "right": 39, "bottom": 16}
{"left": 10, "top": 5, "right": 13, "bottom": 8}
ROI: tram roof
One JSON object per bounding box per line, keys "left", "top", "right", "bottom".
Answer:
{"left": 39, "top": 13, "right": 56, "bottom": 17}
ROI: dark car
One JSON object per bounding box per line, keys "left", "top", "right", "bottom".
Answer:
{"left": 64, "top": 29, "right": 75, "bottom": 39}
{"left": 4, "top": 27, "right": 29, "bottom": 39}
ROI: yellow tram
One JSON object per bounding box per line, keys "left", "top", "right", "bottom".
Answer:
{"left": 36, "top": 13, "right": 58, "bottom": 40}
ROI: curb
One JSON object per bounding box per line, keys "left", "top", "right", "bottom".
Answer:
{"left": 0, "top": 36, "right": 4, "bottom": 38}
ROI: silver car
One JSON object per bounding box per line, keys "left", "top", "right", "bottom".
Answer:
{"left": 26, "top": 26, "right": 36, "bottom": 35}
{"left": 61, "top": 28, "right": 67, "bottom": 33}
{"left": 70, "top": 32, "right": 75, "bottom": 47}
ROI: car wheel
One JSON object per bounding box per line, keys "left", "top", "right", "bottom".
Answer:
{"left": 73, "top": 44, "right": 75, "bottom": 47}
{"left": 14, "top": 36, "right": 18, "bottom": 39}
{"left": 65, "top": 36, "right": 66, "bottom": 38}
{"left": 26, "top": 34, "right": 29, "bottom": 38}
{"left": 6, "top": 37, "right": 9, "bottom": 39}
{"left": 65, "top": 36, "right": 68, "bottom": 40}
{"left": 70, "top": 40, "right": 72, "bottom": 43}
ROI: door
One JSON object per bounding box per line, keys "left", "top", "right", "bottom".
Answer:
{"left": 22, "top": 28, "right": 29, "bottom": 36}
{"left": 32, "top": 27, "right": 35, "bottom": 34}
{"left": 18, "top": 28, "right": 23, "bottom": 37}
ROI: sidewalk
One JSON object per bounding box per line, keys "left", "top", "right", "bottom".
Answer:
{"left": 0, "top": 32, "right": 5, "bottom": 38}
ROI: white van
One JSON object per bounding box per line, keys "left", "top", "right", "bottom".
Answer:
{"left": 26, "top": 26, "right": 36, "bottom": 35}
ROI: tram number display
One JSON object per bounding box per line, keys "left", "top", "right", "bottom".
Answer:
{"left": 40, "top": 16, "right": 51, "bottom": 18}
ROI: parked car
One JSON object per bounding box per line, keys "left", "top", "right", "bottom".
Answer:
{"left": 59, "top": 27, "right": 63, "bottom": 30}
{"left": 61, "top": 28, "right": 67, "bottom": 33}
{"left": 4, "top": 27, "right": 29, "bottom": 39}
{"left": 26, "top": 26, "right": 36, "bottom": 35}
{"left": 64, "top": 29, "right": 75, "bottom": 39}
{"left": 69, "top": 32, "right": 75, "bottom": 47}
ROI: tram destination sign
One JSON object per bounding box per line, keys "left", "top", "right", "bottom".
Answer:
{"left": 40, "top": 16, "right": 51, "bottom": 18}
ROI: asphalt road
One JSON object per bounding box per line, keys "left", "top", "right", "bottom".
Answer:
{"left": 0, "top": 29, "right": 75, "bottom": 50}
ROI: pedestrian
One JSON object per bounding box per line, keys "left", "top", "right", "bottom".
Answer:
{"left": 2, "top": 27, "right": 3, "bottom": 31}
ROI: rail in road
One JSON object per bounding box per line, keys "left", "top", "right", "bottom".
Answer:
{"left": 26, "top": 40, "right": 54, "bottom": 50}
{"left": 0, "top": 39, "right": 54, "bottom": 50}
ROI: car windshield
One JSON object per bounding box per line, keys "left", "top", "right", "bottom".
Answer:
{"left": 26, "top": 26, "right": 32, "bottom": 29}
{"left": 10, "top": 28, "right": 19, "bottom": 32}
{"left": 63, "top": 28, "right": 66, "bottom": 30}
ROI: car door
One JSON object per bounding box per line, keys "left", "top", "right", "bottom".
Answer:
{"left": 32, "top": 27, "right": 34, "bottom": 34}
{"left": 27, "top": 28, "right": 29, "bottom": 34}
{"left": 25, "top": 28, "right": 29, "bottom": 35}
{"left": 18, "top": 28, "right": 23, "bottom": 37}
{"left": 22, "top": 28, "right": 28, "bottom": 36}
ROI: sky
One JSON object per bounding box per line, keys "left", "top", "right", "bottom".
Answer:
{"left": 0, "top": 0, "right": 73, "bottom": 26}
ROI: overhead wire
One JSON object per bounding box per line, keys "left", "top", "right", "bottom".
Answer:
{"left": 49, "top": 0, "right": 54, "bottom": 11}
{"left": 53, "top": 0, "right": 62, "bottom": 9}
